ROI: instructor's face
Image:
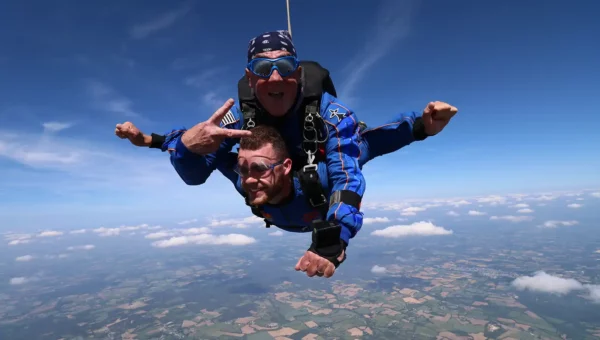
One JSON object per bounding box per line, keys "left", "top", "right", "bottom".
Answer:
{"left": 237, "top": 144, "right": 291, "bottom": 205}
{"left": 246, "top": 50, "right": 301, "bottom": 117}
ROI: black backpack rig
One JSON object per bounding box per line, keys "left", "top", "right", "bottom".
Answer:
{"left": 237, "top": 61, "right": 338, "bottom": 228}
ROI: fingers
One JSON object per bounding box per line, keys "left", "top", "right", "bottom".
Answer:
{"left": 433, "top": 102, "right": 458, "bottom": 113}
{"left": 115, "top": 128, "right": 127, "bottom": 139}
{"left": 214, "top": 127, "right": 253, "bottom": 139}
{"left": 322, "top": 262, "right": 335, "bottom": 278}
{"left": 295, "top": 251, "right": 336, "bottom": 278}
{"left": 207, "top": 98, "right": 235, "bottom": 125}
{"left": 308, "top": 255, "right": 330, "bottom": 277}
{"left": 115, "top": 122, "right": 137, "bottom": 136}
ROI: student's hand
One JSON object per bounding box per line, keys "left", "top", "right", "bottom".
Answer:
{"left": 294, "top": 249, "right": 345, "bottom": 278}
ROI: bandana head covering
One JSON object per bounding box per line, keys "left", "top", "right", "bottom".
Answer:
{"left": 247, "top": 30, "right": 297, "bottom": 62}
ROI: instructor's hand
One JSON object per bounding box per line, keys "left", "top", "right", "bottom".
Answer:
{"left": 181, "top": 99, "right": 252, "bottom": 155}
{"left": 422, "top": 101, "right": 458, "bottom": 136}
{"left": 295, "top": 250, "right": 344, "bottom": 278}
{"left": 115, "top": 121, "right": 151, "bottom": 147}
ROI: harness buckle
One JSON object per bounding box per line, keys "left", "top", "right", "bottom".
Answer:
{"left": 302, "top": 164, "right": 318, "bottom": 172}
{"left": 309, "top": 194, "right": 328, "bottom": 207}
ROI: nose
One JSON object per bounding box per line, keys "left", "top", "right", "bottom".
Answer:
{"left": 268, "top": 69, "right": 283, "bottom": 81}
{"left": 243, "top": 175, "right": 258, "bottom": 185}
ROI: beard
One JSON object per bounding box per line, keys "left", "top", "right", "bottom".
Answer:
{"left": 245, "top": 178, "right": 285, "bottom": 206}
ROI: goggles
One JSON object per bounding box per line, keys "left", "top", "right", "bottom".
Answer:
{"left": 246, "top": 56, "right": 299, "bottom": 79}
{"left": 235, "top": 160, "right": 284, "bottom": 178}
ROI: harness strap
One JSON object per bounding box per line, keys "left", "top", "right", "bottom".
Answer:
{"left": 297, "top": 165, "right": 328, "bottom": 218}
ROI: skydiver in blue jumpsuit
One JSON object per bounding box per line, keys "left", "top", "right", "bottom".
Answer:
{"left": 114, "top": 30, "right": 458, "bottom": 277}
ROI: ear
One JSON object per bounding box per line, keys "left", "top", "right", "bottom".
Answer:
{"left": 283, "top": 158, "right": 293, "bottom": 176}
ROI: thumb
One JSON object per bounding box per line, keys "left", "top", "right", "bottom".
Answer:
{"left": 295, "top": 255, "right": 304, "bottom": 271}
{"left": 424, "top": 102, "right": 434, "bottom": 115}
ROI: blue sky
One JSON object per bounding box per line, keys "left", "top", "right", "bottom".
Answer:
{"left": 0, "top": 0, "right": 599, "bottom": 230}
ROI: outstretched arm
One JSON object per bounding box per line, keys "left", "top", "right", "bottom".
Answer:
{"left": 321, "top": 98, "right": 366, "bottom": 248}
{"left": 115, "top": 100, "right": 249, "bottom": 186}
{"left": 168, "top": 104, "right": 246, "bottom": 186}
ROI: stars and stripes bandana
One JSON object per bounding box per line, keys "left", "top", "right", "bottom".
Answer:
{"left": 247, "top": 30, "right": 297, "bottom": 62}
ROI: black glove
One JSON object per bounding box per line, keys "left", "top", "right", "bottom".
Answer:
{"left": 307, "top": 220, "right": 347, "bottom": 268}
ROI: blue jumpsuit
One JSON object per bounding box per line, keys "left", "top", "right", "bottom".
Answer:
{"left": 161, "top": 92, "right": 424, "bottom": 246}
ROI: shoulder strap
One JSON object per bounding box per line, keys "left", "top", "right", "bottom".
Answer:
{"left": 237, "top": 75, "right": 258, "bottom": 129}
{"left": 299, "top": 61, "right": 336, "bottom": 98}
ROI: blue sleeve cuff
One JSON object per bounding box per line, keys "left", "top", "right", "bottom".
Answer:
{"left": 340, "top": 225, "right": 351, "bottom": 246}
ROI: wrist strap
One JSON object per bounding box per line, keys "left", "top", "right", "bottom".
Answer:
{"left": 149, "top": 133, "right": 165, "bottom": 149}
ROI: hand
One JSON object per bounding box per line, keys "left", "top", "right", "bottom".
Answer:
{"left": 422, "top": 101, "right": 458, "bottom": 136}
{"left": 180, "top": 99, "right": 252, "bottom": 155}
{"left": 115, "top": 121, "right": 151, "bottom": 147}
{"left": 294, "top": 249, "right": 345, "bottom": 278}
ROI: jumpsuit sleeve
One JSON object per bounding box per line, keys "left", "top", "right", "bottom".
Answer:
{"left": 320, "top": 94, "right": 366, "bottom": 247}
{"left": 168, "top": 106, "right": 244, "bottom": 186}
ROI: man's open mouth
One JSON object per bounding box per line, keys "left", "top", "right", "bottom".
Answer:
{"left": 268, "top": 92, "right": 284, "bottom": 98}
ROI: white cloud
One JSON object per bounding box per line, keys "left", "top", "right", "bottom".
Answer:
{"left": 400, "top": 206, "right": 426, "bottom": 216}
{"left": 38, "top": 230, "right": 63, "bottom": 237}
{"left": 528, "top": 194, "right": 558, "bottom": 201}
{"left": 69, "top": 229, "right": 86, "bottom": 234}
{"left": 539, "top": 220, "right": 579, "bottom": 228}
{"left": 178, "top": 219, "right": 198, "bottom": 225}
{"left": 93, "top": 227, "right": 120, "bottom": 237}
{"left": 152, "top": 233, "right": 256, "bottom": 248}
{"left": 8, "top": 239, "right": 31, "bottom": 245}
{"left": 512, "top": 271, "right": 583, "bottom": 295}
{"left": 490, "top": 215, "right": 534, "bottom": 223}
{"left": 5, "top": 233, "right": 32, "bottom": 245}
{"left": 269, "top": 230, "right": 284, "bottom": 236}
{"left": 363, "top": 217, "right": 390, "bottom": 224}
{"left": 512, "top": 203, "right": 529, "bottom": 208}
{"left": 447, "top": 211, "right": 459, "bottom": 216}
{"left": 371, "top": 265, "right": 387, "bottom": 274}
{"left": 446, "top": 200, "right": 471, "bottom": 207}
{"left": 371, "top": 221, "right": 453, "bottom": 238}
{"left": 476, "top": 195, "right": 508, "bottom": 206}
{"left": 130, "top": 2, "right": 193, "bottom": 39}
{"left": 208, "top": 215, "right": 264, "bottom": 228}
{"left": 517, "top": 208, "right": 534, "bottom": 214}
{"left": 15, "top": 255, "right": 34, "bottom": 262}
{"left": 181, "top": 227, "right": 211, "bottom": 234}
{"left": 67, "top": 244, "right": 95, "bottom": 251}
{"left": 9, "top": 277, "right": 29, "bottom": 285}
{"left": 512, "top": 271, "right": 600, "bottom": 303}
{"left": 567, "top": 203, "right": 582, "bottom": 208}
{"left": 590, "top": 192, "right": 600, "bottom": 198}
{"left": 468, "top": 210, "right": 486, "bottom": 216}
{"left": 42, "top": 122, "right": 72, "bottom": 133}
{"left": 145, "top": 232, "right": 171, "bottom": 239}
{"left": 588, "top": 285, "right": 600, "bottom": 303}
